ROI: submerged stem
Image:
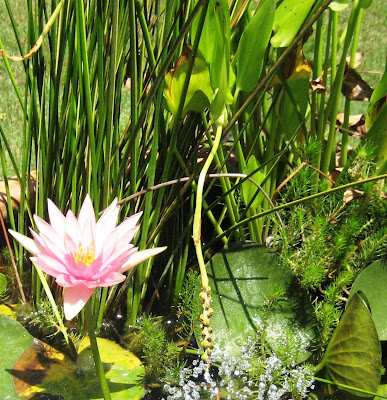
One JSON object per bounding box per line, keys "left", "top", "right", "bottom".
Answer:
{"left": 85, "top": 301, "right": 111, "bottom": 400}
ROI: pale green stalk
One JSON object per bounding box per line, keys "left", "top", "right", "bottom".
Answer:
{"left": 85, "top": 301, "right": 111, "bottom": 400}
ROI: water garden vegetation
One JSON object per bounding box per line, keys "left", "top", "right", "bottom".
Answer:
{"left": 0, "top": 0, "right": 386, "bottom": 399}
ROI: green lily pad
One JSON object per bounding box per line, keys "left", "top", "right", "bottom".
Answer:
{"left": 205, "top": 242, "right": 316, "bottom": 362}
{"left": 12, "top": 338, "right": 83, "bottom": 399}
{"left": 0, "top": 314, "right": 144, "bottom": 399}
{"left": 319, "top": 292, "right": 381, "bottom": 397}
{"left": 349, "top": 260, "right": 387, "bottom": 340}
{"left": 0, "top": 315, "right": 34, "bottom": 399}
{"left": 77, "top": 337, "right": 145, "bottom": 400}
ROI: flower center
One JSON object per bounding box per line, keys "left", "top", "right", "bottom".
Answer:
{"left": 74, "top": 242, "right": 95, "bottom": 266}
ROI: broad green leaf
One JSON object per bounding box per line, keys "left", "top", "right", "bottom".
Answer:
{"left": 320, "top": 292, "right": 381, "bottom": 397}
{"left": 0, "top": 314, "right": 144, "bottom": 400}
{"left": 191, "top": 0, "right": 229, "bottom": 67}
{"left": 236, "top": 0, "right": 275, "bottom": 92}
{"left": 375, "top": 385, "right": 387, "bottom": 399}
{"left": 271, "top": 0, "right": 315, "bottom": 48}
{"left": 164, "top": 46, "right": 213, "bottom": 115}
{"left": 349, "top": 260, "right": 387, "bottom": 340}
{"left": 77, "top": 337, "right": 145, "bottom": 400}
{"left": 192, "top": 0, "right": 230, "bottom": 70}
{"left": 241, "top": 156, "right": 265, "bottom": 208}
{"left": 204, "top": 242, "right": 316, "bottom": 362}
{"left": 0, "top": 315, "right": 34, "bottom": 399}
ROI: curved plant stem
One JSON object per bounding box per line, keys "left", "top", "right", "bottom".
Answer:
{"left": 85, "top": 301, "right": 111, "bottom": 400}
{"left": 193, "top": 116, "right": 224, "bottom": 363}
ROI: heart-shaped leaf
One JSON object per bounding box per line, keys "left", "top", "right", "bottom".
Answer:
{"left": 319, "top": 292, "right": 381, "bottom": 397}
{"left": 349, "top": 260, "right": 387, "bottom": 340}
{"left": 204, "top": 242, "right": 316, "bottom": 363}
{"left": 0, "top": 315, "right": 34, "bottom": 399}
{"left": 0, "top": 314, "right": 144, "bottom": 399}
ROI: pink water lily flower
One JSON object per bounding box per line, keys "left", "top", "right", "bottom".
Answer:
{"left": 9, "top": 195, "right": 166, "bottom": 320}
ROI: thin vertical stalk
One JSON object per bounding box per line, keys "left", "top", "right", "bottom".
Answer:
{"left": 74, "top": 0, "right": 96, "bottom": 195}
{"left": 85, "top": 301, "right": 111, "bottom": 400}
{"left": 129, "top": 0, "right": 138, "bottom": 195}
{"left": 341, "top": 7, "right": 363, "bottom": 167}
{"left": 103, "top": 0, "right": 120, "bottom": 206}
{"left": 194, "top": 117, "right": 224, "bottom": 363}
{"left": 321, "top": 1, "right": 362, "bottom": 173}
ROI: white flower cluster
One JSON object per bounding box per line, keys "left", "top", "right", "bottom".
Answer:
{"left": 162, "top": 341, "right": 315, "bottom": 400}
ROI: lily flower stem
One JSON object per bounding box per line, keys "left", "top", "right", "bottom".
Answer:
{"left": 85, "top": 301, "right": 112, "bottom": 400}
{"left": 193, "top": 116, "right": 224, "bottom": 363}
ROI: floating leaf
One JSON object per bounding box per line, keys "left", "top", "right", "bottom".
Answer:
{"left": 0, "top": 315, "right": 34, "bottom": 399}
{"left": 12, "top": 338, "right": 83, "bottom": 399}
{"left": 0, "top": 313, "right": 144, "bottom": 399}
{"left": 77, "top": 337, "right": 145, "bottom": 400}
{"left": 164, "top": 45, "right": 213, "bottom": 115}
{"left": 204, "top": 242, "right": 316, "bottom": 362}
{"left": 236, "top": 0, "right": 275, "bottom": 92}
{"left": 349, "top": 260, "right": 387, "bottom": 340}
{"left": 319, "top": 292, "right": 381, "bottom": 396}
{"left": 0, "top": 304, "right": 16, "bottom": 319}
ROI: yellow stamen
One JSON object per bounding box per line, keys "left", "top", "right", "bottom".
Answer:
{"left": 74, "top": 241, "right": 95, "bottom": 266}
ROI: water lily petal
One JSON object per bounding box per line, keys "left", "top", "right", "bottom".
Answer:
{"left": 65, "top": 210, "right": 81, "bottom": 245}
{"left": 33, "top": 253, "right": 68, "bottom": 277}
{"left": 98, "top": 271, "right": 126, "bottom": 287}
{"left": 80, "top": 213, "right": 95, "bottom": 249}
{"left": 120, "top": 246, "right": 167, "bottom": 272}
{"left": 78, "top": 194, "right": 96, "bottom": 229}
{"left": 63, "top": 285, "right": 95, "bottom": 320}
{"left": 34, "top": 215, "right": 62, "bottom": 243}
{"left": 9, "top": 230, "right": 40, "bottom": 255}
{"left": 47, "top": 199, "right": 66, "bottom": 236}
{"left": 95, "top": 199, "right": 120, "bottom": 247}
{"left": 116, "top": 212, "right": 142, "bottom": 237}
